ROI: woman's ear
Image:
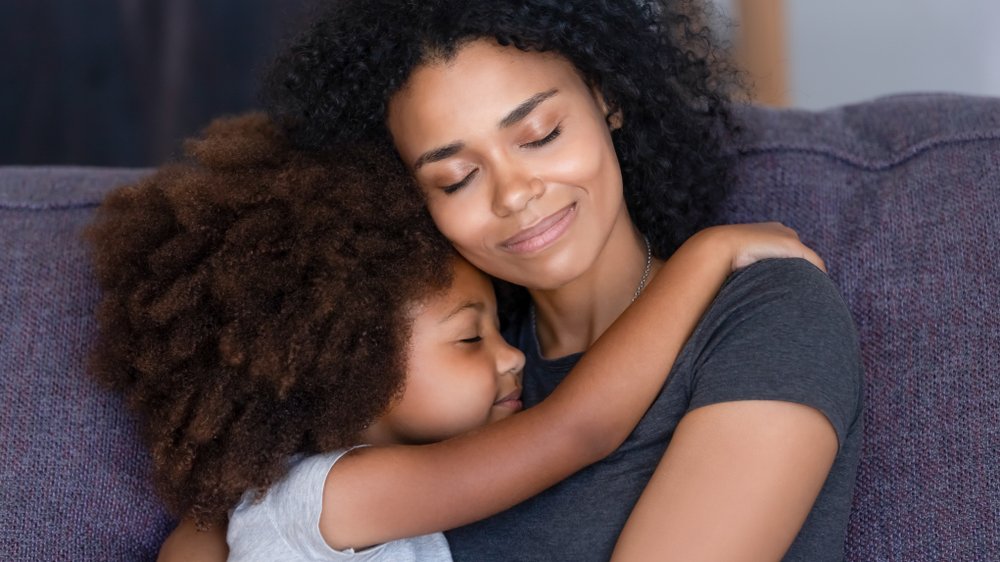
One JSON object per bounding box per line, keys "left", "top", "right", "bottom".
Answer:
{"left": 590, "top": 84, "right": 624, "bottom": 131}
{"left": 605, "top": 109, "right": 624, "bottom": 131}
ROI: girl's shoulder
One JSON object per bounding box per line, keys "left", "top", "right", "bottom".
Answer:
{"left": 230, "top": 449, "right": 354, "bottom": 528}
{"left": 228, "top": 447, "right": 403, "bottom": 561}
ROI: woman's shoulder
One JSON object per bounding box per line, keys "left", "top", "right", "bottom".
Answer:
{"left": 695, "top": 257, "right": 860, "bottom": 372}
{"left": 708, "top": 257, "right": 856, "bottom": 336}
{"left": 723, "top": 257, "right": 841, "bottom": 302}
{"left": 681, "top": 258, "right": 864, "bottom": 446}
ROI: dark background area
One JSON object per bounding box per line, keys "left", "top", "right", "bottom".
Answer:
{"left": 0, "top": 0, "right": 313, "bottom": 167}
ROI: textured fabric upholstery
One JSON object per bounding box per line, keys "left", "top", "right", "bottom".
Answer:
{"left": 717, "top": 94, "right": 1000, "bottom": 561}
{"left": 0, "top": 168, "right": 171, "bottom": 560}
{"left": 722, "top": 95, "right": 1000, "bottom": 561}
{"left": 2, "top": 94, "right": 998, "bottom": 560}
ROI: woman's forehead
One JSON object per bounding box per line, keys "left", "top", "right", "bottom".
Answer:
{"left": 387, "top": 41, "right": 589, "bottom": 150}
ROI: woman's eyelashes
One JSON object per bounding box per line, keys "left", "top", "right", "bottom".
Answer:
{"left": 458, "top": 335, "right": 483, "bottom": 344}
{"left": 443, "top": 169, "right": 478, "bottom": 194}
{"left": 520, "top": 124, "right": 562, "bottom": 149}
{"left": 439, "top": 125, "right": 563, "bottom": 194}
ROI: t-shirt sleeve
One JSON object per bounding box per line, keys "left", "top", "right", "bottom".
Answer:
{"left": 686, "top": 258, "right": 863, "bottom": 448}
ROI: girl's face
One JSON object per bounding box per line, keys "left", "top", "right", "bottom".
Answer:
{"left": 371, "top": 257, "right": 525, "bottom": 445}
{"left": 387, "top": 40, "right": 628, "bottom": 290}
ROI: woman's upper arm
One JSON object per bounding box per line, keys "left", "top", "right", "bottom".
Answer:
{"left": 611, "top": 399, "right": 839, "bottom": 561}
{"left": 612, "top": 259, "right": 863, "bottom": 560}
{"left": 157, "top": 517, "right": 228, "bottom": 562}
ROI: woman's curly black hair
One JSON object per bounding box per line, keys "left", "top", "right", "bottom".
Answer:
{"left": 85, "top": 113, "right": 453, "bottom": 526}
{"left": 264, "top": 0, "right": 742, "bottom": 260}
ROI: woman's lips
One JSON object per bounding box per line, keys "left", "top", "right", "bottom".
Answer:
{"left": 494, "top": 388, "right": 523, "bottom": 411}
{"left": 501, "top": 203, "right": 576, "bottom": 254}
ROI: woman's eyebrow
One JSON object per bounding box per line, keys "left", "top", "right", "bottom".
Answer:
{"left": 414, "top": 142, "right": 464, "bottom": 171}
{"left": 498, "top": 88, "right": 559, "bottom": 129}
{"left": 412, "top": 88, "right": 560, "bottom": 170}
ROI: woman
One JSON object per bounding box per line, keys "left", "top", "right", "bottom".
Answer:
{"left": 163, "top": 0, "right": 863, "bottom": 560}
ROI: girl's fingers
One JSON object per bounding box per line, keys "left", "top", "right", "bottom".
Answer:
{"left": 802, "top": 248, "right": 827, "bottom": 273}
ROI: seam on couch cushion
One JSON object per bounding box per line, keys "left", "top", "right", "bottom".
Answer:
{"left": 0, "top": 166, "right": 151, "bottom": 210}
{"left": 0, "top": 200, "right": 102, "bottom": 211}
{"left": 736, "top": 130, "right": 1000, "bottom": 172}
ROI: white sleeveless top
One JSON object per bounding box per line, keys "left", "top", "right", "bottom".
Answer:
{"left": 227, "top": 449, "right": 453, "bottom": 561}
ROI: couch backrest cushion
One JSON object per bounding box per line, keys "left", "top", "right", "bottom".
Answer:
{"left": 1, "top": 167, "right": 170, "bottom": 560}
{"left": 718, "top": 94, "right": 1000, "bottom": 560}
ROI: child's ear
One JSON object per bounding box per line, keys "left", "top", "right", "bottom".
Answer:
{"left": 590, "top": 84, "right": 623, "bottom": 131}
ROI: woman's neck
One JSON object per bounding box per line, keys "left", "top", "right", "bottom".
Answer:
{"left": 529, "top": 210, "right": 662, "bottom": 359}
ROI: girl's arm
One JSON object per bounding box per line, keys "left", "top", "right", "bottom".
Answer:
{"left": 323, "top": 223, "right": 825, "bottom": 550}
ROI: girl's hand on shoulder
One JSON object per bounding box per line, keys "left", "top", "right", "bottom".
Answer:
{"left": 695, "top": 222, "right": 827, "bottom": 273}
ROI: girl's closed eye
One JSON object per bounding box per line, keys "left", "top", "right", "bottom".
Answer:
{"left": 459, "top": 334, "right": 483, "bottom": 344}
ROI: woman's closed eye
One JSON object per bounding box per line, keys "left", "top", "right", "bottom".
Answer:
{"left": 521, "top": 124, "right": 562, "bottom": 149}
{"left": 458, "top": 335, "right": 483, "bottom": 344}
{"left": 443, "top": 169, "right": 479, "bottom": 194}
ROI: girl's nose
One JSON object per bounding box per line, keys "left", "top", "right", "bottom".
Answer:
{"left": 497, "top": 341, "right": 526, "bottom": 380}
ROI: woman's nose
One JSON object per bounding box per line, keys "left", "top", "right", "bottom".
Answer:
{"left": 491, "top": 164, "right": 545, "bottom": 217}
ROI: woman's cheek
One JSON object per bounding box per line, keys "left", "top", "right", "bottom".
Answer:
{"left": 428, "top": 199, "right": 481, "bottom": 251}
{"left": 548, "top": 132, "right": 614, "bottom": 188}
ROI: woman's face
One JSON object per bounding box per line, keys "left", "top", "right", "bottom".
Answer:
{"left": 387, "top": 40, "right": 628, "bottom": 290}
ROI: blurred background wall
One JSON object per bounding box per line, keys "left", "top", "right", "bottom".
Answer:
{"left": 1, "top": 0, "right": 998, "bottom": 166}
{"left": 714, "top": 0, "right": 1000, "bottom": 109}
{"left": 0, "top": 0, "right": 311, "bottom": 167}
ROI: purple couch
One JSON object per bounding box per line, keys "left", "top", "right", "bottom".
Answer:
{"left": 2, "top": 94, "right": 998, "bottom": 561}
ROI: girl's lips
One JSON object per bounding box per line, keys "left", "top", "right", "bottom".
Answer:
{"left": 494, "top": 389, "right": 523, "bottom": 410}
{"left": 501, "top": 203, "right": 576, "bottom": 254}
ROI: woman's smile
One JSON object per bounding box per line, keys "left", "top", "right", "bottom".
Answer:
{"left": 500, "top": 202, "right": 577, "bottom": 254}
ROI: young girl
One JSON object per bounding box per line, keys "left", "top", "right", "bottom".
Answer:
{"left": 88, "top": 113, "right": 823, "bottom": 560}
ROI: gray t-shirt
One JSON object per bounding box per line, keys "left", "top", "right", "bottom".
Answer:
{"left": 228, "top": 449, "right": 453, "bottom": 561}
{"left": 446, "top": 258, "right": 864, "bottom": 561}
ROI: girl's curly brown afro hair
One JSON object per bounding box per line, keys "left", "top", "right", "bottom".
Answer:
{"left": 85, "top": 112, "right": 454, "bottom": 527}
